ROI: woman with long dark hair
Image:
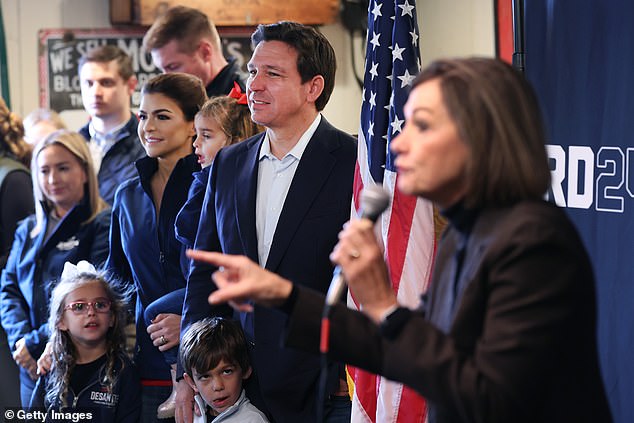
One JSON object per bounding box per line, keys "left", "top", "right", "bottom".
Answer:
{"left": 105, "top": 72, "right": 206, "bottom": 422}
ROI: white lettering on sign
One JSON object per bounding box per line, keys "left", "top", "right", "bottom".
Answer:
{"left": 547, "top": 144, "right": 634, "bottom": 213}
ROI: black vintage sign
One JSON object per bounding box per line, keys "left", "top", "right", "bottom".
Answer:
{"left": 38, "top": 27, "right": 254, "bottom": 111}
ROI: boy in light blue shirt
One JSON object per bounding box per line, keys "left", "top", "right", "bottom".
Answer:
{"left": 181, "top": 317, "right": 269, "bottom": 423}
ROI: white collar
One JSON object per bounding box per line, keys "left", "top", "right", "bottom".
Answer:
{"left": 258, "top": 114, "right": 322, "bottom": 161}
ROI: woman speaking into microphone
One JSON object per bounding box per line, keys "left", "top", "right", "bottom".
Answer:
{"left": 186, "top": 58, "right": 612, "bottom": 423}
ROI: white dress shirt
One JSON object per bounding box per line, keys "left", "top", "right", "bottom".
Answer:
{"left": 255, "top": 114, "right": 322, "bottom": 266}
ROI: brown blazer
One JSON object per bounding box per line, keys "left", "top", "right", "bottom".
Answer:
{"left": 285, "top": 201, "right": 612, "bottom": 423}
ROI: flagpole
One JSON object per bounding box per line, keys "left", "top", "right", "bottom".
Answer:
{"left": 512, "top": 0, "right": 525, "bottom": 73}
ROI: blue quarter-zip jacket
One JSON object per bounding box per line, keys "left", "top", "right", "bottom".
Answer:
{"left": 105, "top": 154, "right": 200, "bottom": 380}
{"left": 0, "top": 199, "right": 111, "bottom": 360}
{"left": 30, "top": 353, "right": 141, "bottom": 423}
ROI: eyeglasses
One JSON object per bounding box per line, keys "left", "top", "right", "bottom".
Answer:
{"left": 64, "top": 300, "right": 111, "bottom": 314}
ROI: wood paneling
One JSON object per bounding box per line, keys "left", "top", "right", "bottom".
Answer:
{"left": 111, "top": 0, "right": 340, "bottom": 26}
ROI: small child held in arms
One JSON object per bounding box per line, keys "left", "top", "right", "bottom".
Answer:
{"left": 176, "top": 83, "right": 264, "bottom": 248}
{"left": 192, "top": 82, "right": 263, "bottom": 168}
{"left": 30, "top": 261, "right": 140, "bottom": 422}
{"left": 180, "top": 317, "right": 269, "bottom": 423}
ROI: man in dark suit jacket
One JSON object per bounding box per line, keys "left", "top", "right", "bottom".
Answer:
{"left": 176, "top": 22, "right": 356, "bottom": 423}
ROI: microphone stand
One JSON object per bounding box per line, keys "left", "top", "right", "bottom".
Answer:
{"left": 315, "top": 184, "right": 389, "bottom": 422}
{"left": 317, "top": 301, "right": 334, "bottom": 423}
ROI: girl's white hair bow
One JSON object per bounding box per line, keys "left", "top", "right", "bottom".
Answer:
{"left": 61, "top": 260, "right": 97, "bottom": 281}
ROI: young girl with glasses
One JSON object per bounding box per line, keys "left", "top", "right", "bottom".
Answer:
{"left": 30, "top": 261, "right": 141, "bottom": 422}
{"left": 1, "top": 130, "right": 110, "bottom": 406}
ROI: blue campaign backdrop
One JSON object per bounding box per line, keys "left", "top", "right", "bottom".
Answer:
{"left": 525, "top": 1, "right": 634, "bottom": 421}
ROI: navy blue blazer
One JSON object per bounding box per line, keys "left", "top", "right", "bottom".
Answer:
{"left": 79, "top": 114, "right": 146, "bottom": 205}
{"left": 183, "top": 117, "right": 356, "bottom": 422}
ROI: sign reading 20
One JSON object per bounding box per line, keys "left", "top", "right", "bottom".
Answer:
{"left": 547, "top": 145, "right": 634, "bottom": 213}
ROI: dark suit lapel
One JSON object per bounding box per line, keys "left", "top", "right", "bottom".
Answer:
{"left": 452, "top": 209, "right": 505, "bottom": 315}
{"left": 264, "top": 122, "right": 337, "bottom": 271}
{"left": 234, "top": 136, "right": 263, "bottom": 263}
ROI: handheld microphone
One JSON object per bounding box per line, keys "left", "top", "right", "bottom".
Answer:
{"left": 324, "top": 185, "right": 390, "bottom": 306}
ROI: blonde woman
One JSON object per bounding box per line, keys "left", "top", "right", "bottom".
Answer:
{"left": 0, "top": 130, "right": 110, "bottom": 406}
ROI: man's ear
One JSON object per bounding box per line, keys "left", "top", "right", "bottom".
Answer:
{"left": 126, "top": 75, "right": 138, "bottom": 95}
{"left": 184, "top": 373, "right": 199, "bottom": 393}
{"left": 197, "top": 39, "right": 213, "bottom": 62}
{"left": 305, "top": 75, "right": 325, "bottom": 105}
{"left": 242, "top": 365, "right": 253, "bottom": 380}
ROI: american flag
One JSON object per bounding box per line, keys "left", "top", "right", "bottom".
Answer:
{"left": 347, "top": 0, "right": 436, "bottom": 422}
